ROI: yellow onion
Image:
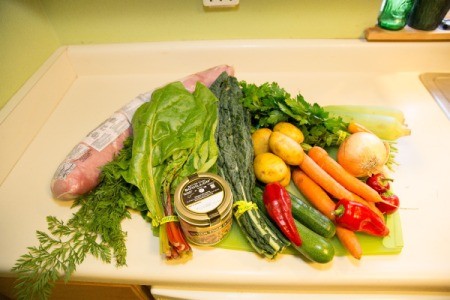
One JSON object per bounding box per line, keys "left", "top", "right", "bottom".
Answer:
{"left": 337, "top": 132, "right": 389, "bottom": 178}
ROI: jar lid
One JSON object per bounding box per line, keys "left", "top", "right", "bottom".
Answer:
{"left": 174, "top": 172, "right": 233, "bottom": 227}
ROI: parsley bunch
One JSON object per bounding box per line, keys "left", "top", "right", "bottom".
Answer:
{"left": 239, "top": 81, "right": 349, "bottom": 149}
{"left": 11, "top": 138, "right": 147, "bottom": 300}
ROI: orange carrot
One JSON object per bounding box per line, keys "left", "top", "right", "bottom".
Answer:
{"left": 299, "top": 154, "right": 385, "bottom": 222}
{"left": 291, "top": 168, "right": 336, "bottom": 221}
{"left": 336, "top": 225, "right": 362, "bottom": 260}
{"left": 348, "top": 121, "right": 373, "bottom": 134}
{"left": 299, "top": 155, "right": 357, "bottom": 201}
{"left": 308, "top": 146, "right": 383, "bottom": 203}
{"left": 291, "top": 168, "right": 363, "bottom": 259}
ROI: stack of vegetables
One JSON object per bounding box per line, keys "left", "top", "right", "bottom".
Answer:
{"left": 241, "top": 81, "right": 409, "bottom": 259}
{"left": 11, "top": 71, "right": 410, "bottom": 300}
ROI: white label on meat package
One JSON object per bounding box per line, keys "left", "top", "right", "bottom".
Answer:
{"left": 83, "top": 112, "right": 130, "bottom": 152}
{"left": 53, "top": 144, "right": 90, "bottom": 180}
{"left": 119, "top": 92, "right": 152, "bottom": 122}
{"left": 67, "top": 143, "right": 90, "bottom": 161}
{"left": 54, "top": 161, "right": 77, "bottom": 180}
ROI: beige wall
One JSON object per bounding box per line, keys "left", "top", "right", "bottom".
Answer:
{"left": 0, "top": 0, "right": 59, "bottom": 109}
{"left": 0, "top": 0, "right": 382, "bottom": 109}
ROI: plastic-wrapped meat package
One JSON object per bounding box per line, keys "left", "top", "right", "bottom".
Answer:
{"left": 51, "top": 65, "right": 235, "bottom": 200}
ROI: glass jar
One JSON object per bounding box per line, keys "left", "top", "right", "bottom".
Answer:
{"left": 174, "top": 172, "right": 233, "bottom": 246}
{"left": 378, "top": 0, "right": 415, "bottom": 30}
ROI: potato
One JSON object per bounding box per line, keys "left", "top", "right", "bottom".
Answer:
{"left": 253, "top": 152, "right": 290, "bottom": 184}
{"left": 278, "top": 167, "right": 291, "bottom": 187}
{"left": 269, "top": 131, "right": 305, "bottom": 165}
{"left": 251, "top": 128, "right": 272, "bottom": 156}
{"left": 273, "top": 122, "right": 304, "bottom": 144}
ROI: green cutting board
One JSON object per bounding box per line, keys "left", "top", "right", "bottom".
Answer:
{"left": 216, "top": 182, "right": 404, "bottom": 256}
{"left": 215, "top": 147, "right": 404, "bottom": 257}
{"left": 216, "top": 210, "right": 403, "bottom": 256}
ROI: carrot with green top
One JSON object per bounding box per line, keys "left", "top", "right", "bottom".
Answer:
{"left": 308, "top": 146, "right": 383, "bottom": 204}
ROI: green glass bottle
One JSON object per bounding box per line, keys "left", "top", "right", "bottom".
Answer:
{"left": 378, "top": 0, "right": 415, "bottom": 30}
{"left": 408, "top": 0, "right": 450, "bottom": 31}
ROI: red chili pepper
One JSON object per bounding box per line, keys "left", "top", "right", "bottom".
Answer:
{"left": 263, "top": 182, "right": 302, "bottom": 246}
{"left": 366, "top": 173, "right": 392, "bottom": 194}
{"left": 376, "top": 191, "right": 400, "bottom": 215}
{"left": 334, "top": 198, "right": 389, "bottom": 237}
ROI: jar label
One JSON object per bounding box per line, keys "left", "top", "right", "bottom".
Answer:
{"left": 207, "top": 209, "right": 221, "bottom": 225}
{"left": 181, "top": 177, "right": 224, "bottom": 214}
{"left": 181, "top": 216, "right": 233, "bottom": 246}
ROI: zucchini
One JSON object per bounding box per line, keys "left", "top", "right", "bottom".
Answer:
{"left": 289, "top": 192, "right": 336, "bottom": 239}
{"left": 292, "top": 220, "right": 335, "bottom": 264}
{"left": 253, "top": 186, "right": 334, "bottom": 263}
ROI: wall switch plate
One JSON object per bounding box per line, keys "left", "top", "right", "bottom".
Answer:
{"left": 203, "top": 0, "right": 239, "bottom": 7}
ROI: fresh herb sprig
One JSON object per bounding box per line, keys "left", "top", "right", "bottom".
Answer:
{"left": 11, "top": 138, "right": 147, "bottom": 300}
{"left": 239, "top": 81, "right": 350, "bottom": 148}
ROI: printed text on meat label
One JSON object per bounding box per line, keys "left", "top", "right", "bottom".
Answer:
{"left": 83, "top": 113, "right": 130, "bottom": 152}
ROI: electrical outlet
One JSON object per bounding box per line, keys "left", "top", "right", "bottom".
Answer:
{"left": 203, "top": 0, "right": 239, "bottom": 8}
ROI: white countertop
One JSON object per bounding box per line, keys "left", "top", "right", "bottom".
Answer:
{"left": 1, "top": 40, "right": 450, "bottom": 298}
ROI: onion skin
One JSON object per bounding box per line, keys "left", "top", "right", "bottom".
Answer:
{"left": 337, "top": 132, "right": 389, "bottom": 178}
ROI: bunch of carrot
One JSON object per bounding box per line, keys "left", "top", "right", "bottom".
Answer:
{"left": 292, "top": 146, "right": 386, "bottom": 259}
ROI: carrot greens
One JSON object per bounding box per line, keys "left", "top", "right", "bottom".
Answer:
{"left": 11, "top": 138, "right": 147, "bottom": 300}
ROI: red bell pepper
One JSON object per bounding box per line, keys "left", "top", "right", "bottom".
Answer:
{"left": 263, "top": 182, "right": 302, "bottom": 246}
{"left": 366, "top": 173, "right": 392, "bottom": 194}
{"left": 376, "top": 191, "right": 400, "bottom": 215}
{"left": 334, "top": 198, "right": 389, "bottom": 237}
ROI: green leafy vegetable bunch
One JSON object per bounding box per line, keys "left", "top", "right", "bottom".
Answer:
{"left": 125, "top": 81, "right": 220, "bottom": 259}
{"left": 239, "top": 81, "right": 349, "bottom": 149}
